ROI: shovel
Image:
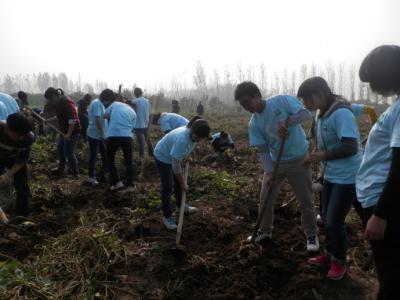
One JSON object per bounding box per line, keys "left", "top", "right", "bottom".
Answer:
{"left": 250, "top": 129, "right": 287, "bottom": 244}
{"left": 27, "top": 107, "right": 64, "bottom": 136}
{"left": 176, "top": 161, "right": 189, "bottom": 246}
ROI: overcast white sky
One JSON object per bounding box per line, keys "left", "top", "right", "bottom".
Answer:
{"left": 0, "top": 0, "right": 399, "bottom": 89}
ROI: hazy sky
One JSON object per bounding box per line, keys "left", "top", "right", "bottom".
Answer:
{"left": 0, "top": 0, "right": 399, "bottom": 89}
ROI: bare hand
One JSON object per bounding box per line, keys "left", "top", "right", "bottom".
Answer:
{"left": 278, "top": 121, "right": 290, "bottom": 139}
{"left": 181, "top": 183, "right": 189, "bottom": 192}
{"left": 263, "top": 172, "right": 275, "bottom": 187}
{"left": 63, "top": 134, "right": 71, "bottom": 140}
{"left": 303, "top": 151, "right": 326, "bottom": 165}
{"left": 364, "top": 214, "right": 387, "bottom": 241}
{"left": 0, "top": 175, "right": 7, "bottom": 187}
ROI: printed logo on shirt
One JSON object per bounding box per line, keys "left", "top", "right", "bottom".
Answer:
{"left": 274, "top": 109, "right": 282, "bottom": 117}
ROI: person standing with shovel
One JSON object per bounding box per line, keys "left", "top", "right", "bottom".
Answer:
{"left": 154, "top": 117, "right": 210, "bottom": 230}
{"left": 235, "top": 81, "right": 319, "bottom": 252}
{"left": 44, "top": 88, "right": 81, "bottom": 177}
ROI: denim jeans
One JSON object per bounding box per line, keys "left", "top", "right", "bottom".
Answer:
{"left": 322, "top": 180, "right": 356, "bottom": 263}
{"left": 57, "top": 133, "right": 80, "bottom": 174}
{"left": 107, "top": 137, "right": 135, "bottom": 186}
{"left": 155, "top": 158, "right": 182, "bottom": 218}
{"left": 0, "top": 161, "right": 30, "bottom": 217}
{"left": 362, "top": 207, "right": 400, "bottom": 300}
{"left": 134, "top": 128, "right": 153, "bottom": 158}
{"left": 87, "top": 136, "right": 107, "bottom": 178}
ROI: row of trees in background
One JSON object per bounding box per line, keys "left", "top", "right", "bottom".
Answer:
{"left": 0, "top": 61, "right": 393, "bottom": 110}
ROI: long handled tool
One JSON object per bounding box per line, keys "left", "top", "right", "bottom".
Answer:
{"left": 176, "top": 161, "right": 189, "bottom": 246}
{"left": 251, "top": 132, "right": 287, "bottom": 243}
{"left": 26, "top": 107, "right": 63, "bottom": 136}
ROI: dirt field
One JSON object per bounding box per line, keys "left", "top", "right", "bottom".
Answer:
{"left": 0, "top": 112, "right": 378, "bottom": 299}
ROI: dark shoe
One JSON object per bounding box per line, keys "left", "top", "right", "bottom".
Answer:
{"left": 51, "top": 168, "right": 65, "bottom": 176}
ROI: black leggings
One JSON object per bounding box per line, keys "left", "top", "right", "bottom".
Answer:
{"left": 362, "top": 207, "right": 400, "bottom": 300}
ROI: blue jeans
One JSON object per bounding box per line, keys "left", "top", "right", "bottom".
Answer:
{"left": 155, "top": 158, "right": 182, "bottom": 218}
{"left": 87, "top": 136, "right": 107, "bottom": 178}
{"left": 322, "top": 180, "right": 356, "bottom": 263}
{"left": 57, "top": 133, "right": 79, "bottom": 174}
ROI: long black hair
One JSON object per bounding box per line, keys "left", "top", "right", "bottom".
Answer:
{"left": 44, "top": 87, "right": 64, "bottom": 100}
{"left": 297, "top": 77, "right": 336, "bottom": 101}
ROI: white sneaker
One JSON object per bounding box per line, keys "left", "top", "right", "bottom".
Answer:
{"left": 176, "top": 204, "right": 198, "bottom": 215}
{"left": 163, "top": 217, "right": 177, "bottom": 230}
{"left": 110, "top": 181, "right": 124, "bottom": 191}
{"left": 86, "top": 177, "right": 99, "bottom": 186}
{"left": 307, "top": 235, "right": 320, "bottom": 252}
{"left": 124, "top": 185, "right": 136, "bottom": 193}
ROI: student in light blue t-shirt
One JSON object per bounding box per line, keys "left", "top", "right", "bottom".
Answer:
{"left": 0, "top": 92, "right": 20, "bottom": 117}
{"left": 132, "top": 87, "right": 153, "bottom": 158}
{"left": 152, "top": 112, "right": 189, "bottom": 134}
{"left": 154, "top": 116, "right": 210, "bottom": 230}
{"left": 103, "top": 91, "right": 137, "bottom": 191}
{"left": 210, "top": 131, "right": 234, "bottom": 159}
{"left": 234, "top": 81, "right": 318, "bottom": 253}
{"left": 0, "top": 102, "right": 8, "bottom": 121}
{"left": 298, "top": 77, "right": 362, "bottom": 281}
{"left": 85, "top": 91, "right": 109, "bottom": 185}
{"left": 356, "top": 45, "right": 400, "bottom": 299}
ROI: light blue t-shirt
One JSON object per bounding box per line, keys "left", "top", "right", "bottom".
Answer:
{"left": 159, "top": 113, "right": 189, "bottom": 133}
{"left": 154, "top": 127, "right": 196, "bottom": 164}
{"left": 316, "top": 107, "right": 362, "bottom": 184}
{"left": 249, "top": 95, "right": 309, "bottom": 161}
{"left": 133, "top": 97, "right": 150, "bottom": 129}
{"left": 211, "top": 132, "right": 234, "bottom": 144}
{"left": 0, "top": 102, "right": 8, "bottom": 121}
{"left": 356, "top": 97, "right": 400, "bottom": 208}
{"left": 0, "top": 92, "right": 20, "bottom": 116}
{"left": 351, "top": 104, "right": 365, "bottom": 118}
{"left": 87, "top": 99, "right": 107, "bottom": 140}
{"left": 105, "top": 102, "right": 136, "bottom": 138}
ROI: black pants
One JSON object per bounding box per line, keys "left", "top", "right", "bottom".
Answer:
{"left": 0, "top": 161, "right": 30, "bottom": 217}
{"left": 79, "top": 117, "right": 88, "bottom": 143}
{"left": 107, "top": 137, "right": 135, "bottom": 186}
{"left": 155, "top": 158, "right": 182, "bottom": 218}
{"left": 362, "top": 207, "right": 400, "bottom": 300}
{"left": 134, "top": 128, "right": 153, "bottom": 158}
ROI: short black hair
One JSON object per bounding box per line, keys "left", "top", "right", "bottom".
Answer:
{"left": 44, "top": 87, "right": 64, "bottom": 100}
{"left": 99, "top": 89, "right": 115, "bottom": 103}
{"left": 234, "top": 81, "right": 262, "bottom": 101}
{"left": 152, "top": 113, "right": 161, "bottom": 125}
{"left": 134, "top": 87, "right": 143, "bottom": 97}
{"left": 359, "top": 45, "right": 400, "bottom": 95}
{"left": 7, "top": 113, "right": 33, "bottom": 135}
{"left": 17, "top": 91, "right": 28, "bottom": 104}
{"left": 83, "top": 94, "right": 92, "bottom": 102}
{"left": 190, "top": 118, "right": 210, "bottom": 138}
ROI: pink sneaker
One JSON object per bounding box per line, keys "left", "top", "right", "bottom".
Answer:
{"left": 307, "top": 254, "right": 330, "bottom": 266}
{"left": 327, "top": 261, "right": 347, "bottom": 280}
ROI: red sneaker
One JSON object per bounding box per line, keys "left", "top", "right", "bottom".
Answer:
{"left": 327, "top": 261, "right": 347, "bottom": 280}
{"left": 307, "top": 254, "right": 330, "bottom": 266}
